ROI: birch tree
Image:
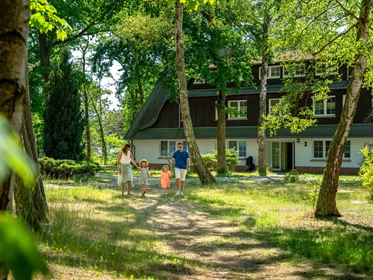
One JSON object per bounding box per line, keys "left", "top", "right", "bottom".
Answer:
{"left": 269, "top": 0, "right": 373, "bottom": 216}
{"left": 174, "top": 0, "right": 216, "bottom": 184}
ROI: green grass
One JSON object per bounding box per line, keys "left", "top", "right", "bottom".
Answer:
{"left": 38, "top": 180, "right": 373, "bottom": 279}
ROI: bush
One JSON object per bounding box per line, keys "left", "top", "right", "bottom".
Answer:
{"left": 39, "top": 157, "right": 101, "bottom": 179}
{"left": 303, "top": 179, "right": 321, "bottom": 209}
{"left": 359, "top": 147, "right": 373, "bottom": 199}
{"left": 283, "top": 169, "right": 300, "bottom": 183}
{"left": 190, "top": 148, "right": 238, "bottom": 173}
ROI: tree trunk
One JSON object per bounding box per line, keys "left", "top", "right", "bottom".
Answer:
{"left": 0, "top": 0, "right": 30, "bottom": 278}
{"left": 135, "top": 57, "right": 144, "bottom": 106}
{"left": 174, "top": 0, "right": 216, "bottom": 185}
{"left": 257, "top": 13, "right": 269, "bottom": 177}
{"left": 315, "top": 0, "right": 372, "bottom": 217}
{"left": 98, "top": 98, "right": 108, "bottom": 165}
{"left": 216, "top": 90, "right": 228, "bottom": 175}
{"left": 38, "top": 32, "right": 53, "bottom": 83}
{"left": 89, "top": 88, "right": 107, "bottom": 165}
{"left": 81, "top": 43, "right": 91, "bottom": 161}
{"left": 14, "top": 84, "right": 48, "bottom": 232}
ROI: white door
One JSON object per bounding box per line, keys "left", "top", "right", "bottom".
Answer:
{"left": 271, "top": 142, "right": 281, "bottom": 171}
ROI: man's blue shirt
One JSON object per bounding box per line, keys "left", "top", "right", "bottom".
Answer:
{"left": 172, "top": 150, "right": 190, "bottom": 169}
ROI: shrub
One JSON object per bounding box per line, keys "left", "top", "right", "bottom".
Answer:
{"left": 304, "top": 179, "right": 321, "bottom": 209}
{"left": 39, "top": 157, "right": 101, "bottom": 179}
{"left": 283, "top": 169, "right": 300, "bottom": 183}
{"left": 190, "top": 148, "right": 238, "bottom": 173}
{"left": 359, "top": 147, "right": 373, "bottom": 199}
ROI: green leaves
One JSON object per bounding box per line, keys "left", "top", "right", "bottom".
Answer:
{"left": 0, "top": 214, "right": 48, "bottom": 280}
{"left": 30, "top": 0, "right": 71, "bottom": 41}
{"left": 166, "top": 0, "right": 216, "bottom": 11}
{"left": 0, "top": 116, "right": 36, "bottom": 187}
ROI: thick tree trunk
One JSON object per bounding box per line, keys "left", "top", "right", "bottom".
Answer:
{"left": 175, "top": 0, "right": 216, "bottom": 185}
{"left": 216, "top": 90, "right": 228, "bottom": 175}
{"left": 315, "top": 0, "right": 372, "bottom": 217}
{"left": 0, "top": 0, "right": 30, "bottom": 278}
{"left": 257, "top": 14, "right": 269, "bottom": 176}
{"left": 14, "top": 88, "right": 48, "bottom": 232}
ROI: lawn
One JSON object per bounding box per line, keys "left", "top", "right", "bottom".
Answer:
{"left": 37, "top": 178, "right": 373, "bottom": 279}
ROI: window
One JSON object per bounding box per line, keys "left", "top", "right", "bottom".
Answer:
{"left": 259, "top": 66, "right": 281, "bottom": 79}
{"left": 315, "top": 63, "right": 338, "bottom": 76}
{"left": 269, "top": 99, "right": 281, "bottom": 115}
{"left": 313, "top": 140, "right": 351, "bottom": 159}
{"left": 228, "top": 140, "right": 246, "bottom": 157}
{"left": 283, "top": 64, "right": 306, "bottom": 78}
{"left": 313, "top": 96, "right": 336, "bottom": 116}
{"left": 160, "top": 141, "right": 176, "bottom": 156}
{"left": 314, "top": 141, "right": 324, "bottom": 158}
{"left": 228, "top": 100, "right": 247, "bottom": 119}
{"left": 183, "top": 141, "right": 188, "bottom": 151}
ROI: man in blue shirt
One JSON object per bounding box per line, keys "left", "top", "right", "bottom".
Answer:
{"left": 171, "top": 142, "right": 190, "bottom": 196}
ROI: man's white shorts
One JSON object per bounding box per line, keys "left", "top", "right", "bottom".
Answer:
{"left": 174, "top": 168, "right": 187, "bottom": 181}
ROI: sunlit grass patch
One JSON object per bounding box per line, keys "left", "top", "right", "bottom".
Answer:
{"left": 39, "top": 178, "right": 373, "bottom": 278}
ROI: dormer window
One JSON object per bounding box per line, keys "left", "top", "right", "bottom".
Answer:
{"left": 315, "top": 63, "right": 338, "bottom": 76}
{"left": 313, "top": 96, "right": 336, "bottom": 117}
{"left": 227, "top": 100, "right": 247, "bottom": 120}
{"left": 283, "top": 64, "right": 306, "bottom": 78}
{"left": 259, "top": 66, "right": 281, "bottom": 79}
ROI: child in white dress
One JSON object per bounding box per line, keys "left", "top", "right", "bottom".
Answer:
{"left": 139, "top": 159, "right": 150, "bottom": 197}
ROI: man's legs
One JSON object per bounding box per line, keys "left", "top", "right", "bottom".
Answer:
{"left": 176, "top": 178, "right": 180, "bottom": 194}
{"left": 175, "top": 168, "right": 181, "bottom": 195}
{"left": 180, "top": 180, "right": 185, "bottom": 194}
{"left": 179, "top": 169, "right": 187, "bottom": 195}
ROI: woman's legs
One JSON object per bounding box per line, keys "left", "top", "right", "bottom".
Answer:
{"left": 120, "top": 183, "right": 125, "bottom": 195}
{"left": 127, "top": 181, "right": 131, "bottom": 195}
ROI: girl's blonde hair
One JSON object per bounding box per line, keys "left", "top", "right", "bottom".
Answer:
{"left": 162, "top": 165, "right": 169, "bottom": 172}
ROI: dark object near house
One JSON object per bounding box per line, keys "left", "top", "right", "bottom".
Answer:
{"left": 246, "top": 156, "right": 256, "bottom": 172}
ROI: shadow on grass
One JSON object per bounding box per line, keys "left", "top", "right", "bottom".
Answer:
{"left": 41, "top": 182, "right": 373, "bottom": 279}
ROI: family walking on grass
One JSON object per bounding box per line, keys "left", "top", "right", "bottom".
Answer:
{"left": 117, "top": 142, "right": 190, "bottom": 197}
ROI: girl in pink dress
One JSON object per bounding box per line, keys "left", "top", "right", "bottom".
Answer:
{"left": 160, "top": 165, "right": 171, "bottom": 195}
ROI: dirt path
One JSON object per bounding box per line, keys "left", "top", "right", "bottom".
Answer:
{"left": 42, "top": 176, "right": 369, "bottom": 280}
{"left": 122, "top": 190, "right": 366, "bottom": 280}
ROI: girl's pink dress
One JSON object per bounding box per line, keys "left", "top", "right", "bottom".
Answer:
{"left": 160, "top": 171, "right": 171, "bottom": 189}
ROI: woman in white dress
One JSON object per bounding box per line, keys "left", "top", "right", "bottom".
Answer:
{"left": 117, "top": 144, "right": 140, "bottom": 195}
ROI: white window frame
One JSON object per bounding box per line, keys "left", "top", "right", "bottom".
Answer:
{"left": 227, "top": 140, "right": 247, "bottom": 158}
{"left": 313, "top": 96, "right": 336, "bottom": 117}
{"left": 259, "top": 66, "right": 281, "bottom": 80}
{"left": 160, "top": 140, "right": 176, "bottom": 157}
{"left": 283, "top": 64, "right": 306, "bottom": 78}
{"left": 227, "top": 100, "right": 247, "bottom": 120}
{"left": 313, "top": 140, "right": 351, "bottom": 159}
{"left": 315, "top": 63, "right": 338, "bottom": 76}
{"left": 268, "top": 98, "right": 281, "bottom": 115}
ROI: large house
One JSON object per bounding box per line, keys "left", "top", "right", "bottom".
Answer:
{"left": 125, "top": 60, "right": 373, "bottom": 174}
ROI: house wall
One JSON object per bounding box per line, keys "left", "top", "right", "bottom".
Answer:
{"left": 132, "top": 136, "right": 369, "bottom": 174}
{"left": 132, "top": 138, "right": 260, "bottom": 169}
